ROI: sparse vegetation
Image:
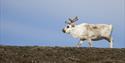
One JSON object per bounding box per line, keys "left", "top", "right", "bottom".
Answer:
{"left": 0, "top": 46, "right": 125, "bottom": 63}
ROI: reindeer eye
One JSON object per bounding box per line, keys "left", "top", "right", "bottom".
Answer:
{"left": 67, "top": 26, "right": 69, "bottom": 28}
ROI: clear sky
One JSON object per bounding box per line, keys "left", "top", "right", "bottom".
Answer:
{"left": 0, "top": 0, "right": 125, "bottom": 48}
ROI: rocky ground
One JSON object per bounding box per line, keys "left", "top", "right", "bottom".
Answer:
{"left": 0, "top": 45, "right": 125, "bottom": 63}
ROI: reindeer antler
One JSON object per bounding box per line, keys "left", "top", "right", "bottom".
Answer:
{"left": 65, "top": 20, "right": 71, "bottom": 24}
{"left": 65, "top": 16, "right": 79, "bottom": 24}
{"left": 69, "top": 16, "right": 79, "bottom": 23}
{"left": 73, "top": 16, "right": 78, "bottom": 21}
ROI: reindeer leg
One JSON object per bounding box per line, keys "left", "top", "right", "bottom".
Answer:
{"left": 109, "top": 37, "right": 113, "bottom": 48}
{"left": 76, "top": 40, "right": 84, "bottom": 47}
{"left": 88, "top": 39, "right": 92, "bottom": 47}
{"left": 104, "top": 36, "right": 113, "bottom": 48}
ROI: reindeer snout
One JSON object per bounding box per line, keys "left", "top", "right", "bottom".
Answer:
{"left": 62, "top": 28, "right": 66, "bottom": 33}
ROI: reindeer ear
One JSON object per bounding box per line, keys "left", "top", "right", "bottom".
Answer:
{"left": 73, "top": 16, "right": 78, "bottom": 21}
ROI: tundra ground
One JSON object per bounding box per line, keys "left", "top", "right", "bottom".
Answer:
{"left": 0, "top": 46, "right": 125, "bottom": 63}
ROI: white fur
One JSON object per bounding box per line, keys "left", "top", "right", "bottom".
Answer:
{"left": 63, "top": 23, "right": 113, "bottom": 48}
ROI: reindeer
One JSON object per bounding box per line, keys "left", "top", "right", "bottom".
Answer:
{"left": 62, "top": 16, "right": 113, "bottom": 48}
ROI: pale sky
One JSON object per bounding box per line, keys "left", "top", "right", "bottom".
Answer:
{"left": 0, "top": 0, "right": 125, "bottom": 48}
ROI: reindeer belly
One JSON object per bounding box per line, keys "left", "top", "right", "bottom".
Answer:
{"left": 87, "top": 31, "right": 101, "bottom": 40}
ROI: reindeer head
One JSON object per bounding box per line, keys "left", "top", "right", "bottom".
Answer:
{"left": 62, "top": 16, "right": 78, "bottom": 33}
